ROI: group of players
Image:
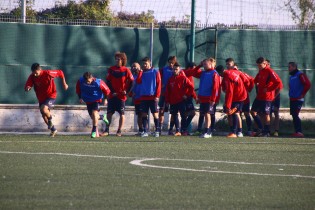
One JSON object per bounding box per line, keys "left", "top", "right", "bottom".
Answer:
{"left": 24, "top": 52, "right": 311, "bottom": 138}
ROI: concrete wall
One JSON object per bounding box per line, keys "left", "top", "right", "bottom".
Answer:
{"left": 0, "top": 104, "right": 315, "bottom": 133}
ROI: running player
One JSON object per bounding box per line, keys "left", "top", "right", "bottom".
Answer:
{"left": 76, "top": 72, "right": 110, "bottom": 138}
{"left": 24, "top": 63, "right": 68, "bottom": 137}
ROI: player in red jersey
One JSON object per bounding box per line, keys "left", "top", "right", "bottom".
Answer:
{"left": 165, "top": 62, "right": 196, "bottom": 136}
{"left": 104, "top": 52, "right": 134, "bottom": 136}
{"left": 250, "top": 57, "right": 281, "bottom": 137}
{"left": 76, "top": 72, "right": 110, "bottom": 138}
{"left": 159, "top": 56, "right": 177, "bottom": 133}
{"left": 288, "top": 62, "right": 311, "bottom": 137}
{"left": 191, "top": 58, "right": 221, "bottom": 138}
{"left": 266, "top": 60, "right": 283, "bottom": 137}
{"left": 24, "top": 63, "right": 68, "bottom": 137}
{"left": 222, "top": 58, "right": 250, "bottom": 138}
{"left": 234, "top": 63, "right": 255, "bottom": 136}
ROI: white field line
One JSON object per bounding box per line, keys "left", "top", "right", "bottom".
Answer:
{"left": 1, "top": 151, "right": 314, "bottom": 179}
{"left": 130, "top": 159, "right": 315, "bottom": 179}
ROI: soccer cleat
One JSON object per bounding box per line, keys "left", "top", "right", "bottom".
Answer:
{"left": 168, "top": 131, "right": 174, "bottom": 136}
{"left": 237, "top": 132, "right": 244, "bottom": 137}
{"left": 291, "top": 132, "right": 304, "bottom": 138}
{"left": 154, "top": 132, "right": 160, "bottom": 137}
{"left": 91, "top": 131, "right": 97, "bottom": 138}
{"left": 102, "top": 114, "right": 109, "bottom": 125}
{"left": 181, "top": 131, "right": 188, "bottom": 136}
{"left": 261, "top": 132, "right": 270, "bottom": 137}
{"left": 273, "top": 131, "right": 279, "bottom": 137}
{"left": 47, "top": 121, "right": 53, "bottom": 129}
{"left": 174, "top": 132, "right": 181, "bottom": 136}
{"left": 116, "top": 131, "right": 122, "bottom": 137}
{"left": 227, "top": 133, "right": 237, "bottom": 138}
{"left": 135, "top": 131, "right": 142, "bottom": 136}
{"left": 50, "top": 129, "right": 57, "bottom": 137}
{"left": 141, "top": 132, "right": 149, "bottom": 137}
{"left": 251, "top": 129, "right": 262, "bottom": 137}
{"left": 100, "top": 131, "right": 109, "bottom": 136}
{"left": 200, "top": 133, "right": 212, "bottom": 138}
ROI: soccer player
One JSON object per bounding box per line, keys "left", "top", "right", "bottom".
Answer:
{"left": 266, "top": 60, "right": 283, "bottom": 137}
{"left": 105, "top": 52, "right": 134, "bottom": 136}
{"left": 288, "top": 62, "right": 311, "bottom": 137}
{"left": 222, "top": 58, "right": 250, "bottom": 138}
{"left": 234, "top": 63, "right": 255, "bottom": 136}
{"left": 182, "top": 62, "right": 197, "bottom": 135}
{"left": 159, "top": 56, "right": 177, "bottom": 133}
{"left": 76, "top": 72, "right": 110, "bottom": 138}
{"left": 192, "top": 58, "right": 221, "bottom": 138}
{"left": 165, "top": 62, "right": 196, "bottom": 136}
{"left": 136, "top": 57, "right": 161, "bottom": 137}
{"left": 24, "top": 63, "right": 68, "bottom": 137}
{"left": 129, "top": 62, "right": 144, "bottom": 135}
{"left": 250, "top": 57, "right": 281, "bottom": 137}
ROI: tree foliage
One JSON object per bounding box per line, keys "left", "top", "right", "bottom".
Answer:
{"left": 285, "top": 0, "right": 315, "bottom": 27}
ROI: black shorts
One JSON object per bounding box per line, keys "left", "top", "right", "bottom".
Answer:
{"left": 242, "top": 102, "right": 250, "bottom": 112}
{"left": 290, "top": 100, "right": 303, "bottom": 116}
{"left": 158, "top": 96, "right": 169, "bottom": 112}
{"left": 135, "top": 104, "right": 141, "bottom": 115}
{"left": 271, "top": 94, "right": 281, "bottom": 112}
{"left": 224, "top": 101, "right": 243, "bottom": 113}
{"left": 39, "top": 98, "right": 56, "bottom": 109}
{"left": 170, "top": 101, "right": 186, "bottom": 115}
{"left": 107, "top": 97, "right": 125, "bottom": 115}
{"left": 199, "top": 103, "right": 216, "bottom": 115}
{"left": 251, "top": 99, "right": 272, "bottom": 115}
{"left": 140, "top": 100, "right": 158, "bottom": 114}
{"left": 185, "top": 97, "right": 195, "bottom": 112}
{"left": 87, "top": 102, "right": 100, "bottom": 116}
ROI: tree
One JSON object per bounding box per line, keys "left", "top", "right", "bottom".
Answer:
{"left": 37, "top": 0, "right": 113, "bottom": 20}
{"left": 284, "top": 0, "right": 315, "bottom": 27}
{"left": 7, "top": 0, "right": 37, "bottom": 18}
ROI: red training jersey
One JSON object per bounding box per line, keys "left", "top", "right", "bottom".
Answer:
{"left": 222, "top": 69, "right": 250, "bottom": 109}
{"left": 24, "top": 70, "right": 65, "bottom": 103}
{"left": 165, "top": 72, "right": 196, "bottom": 105}
{"left": 240, "top": 71, "right": 255, "bottom": 104}
{"left": 106, "top": 66, "right": 134, "bottom": 101}
{"left": 254, "top": 66, "right": 281, "bottom": 101}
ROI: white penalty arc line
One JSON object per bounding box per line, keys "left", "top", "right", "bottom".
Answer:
{"left": 130, "top": 158, "right": 315, "bottom": 179}
{"left": 1, "top": 151, "right": 315, "bottom": 179}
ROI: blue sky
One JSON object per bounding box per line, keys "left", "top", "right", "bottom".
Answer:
{"left": 0, "top": 0, "right": 295, "bottom": 25}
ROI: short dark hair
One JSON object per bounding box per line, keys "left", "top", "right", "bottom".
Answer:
{"left": 216, "top": 65, "right": 224, "bottom": 74}
{"left": 225, "top": 58, "right": 234, "bottom": 63}
{"left": 168, "top": 56, "right": 177, "bottom": 63}
{"left": 173, "top": 62, "right": 180, "bottom": 67}
{"left": 142, "top": 57, "right": 151, "bottom": 63}
{"left": 83, "top": 72, "right": 93, "bottom": 80}
{"left": 289, "top": 61, "right": 298, "bottom": 68}
{"left": 31, "top": 63, "right": 40, "bottom": 71}
{"left": 256, "top": 57, "right": 266, "bottom": 64}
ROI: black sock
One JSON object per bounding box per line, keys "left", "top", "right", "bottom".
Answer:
{"left": 142, "top": 117, "right": 148, "bottom": 132}
{"left": 92, "top": 126, "right": 97, "bottom": 132}
{"left": 246, "top": 116, "right": 252, "bottom": 131}
{"left": 253, "top": 115, "right": 263, "bottom": 129}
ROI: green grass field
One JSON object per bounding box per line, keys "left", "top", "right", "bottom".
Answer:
{"left": 0, "top": 134, "right": 314, "bottom": 209}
